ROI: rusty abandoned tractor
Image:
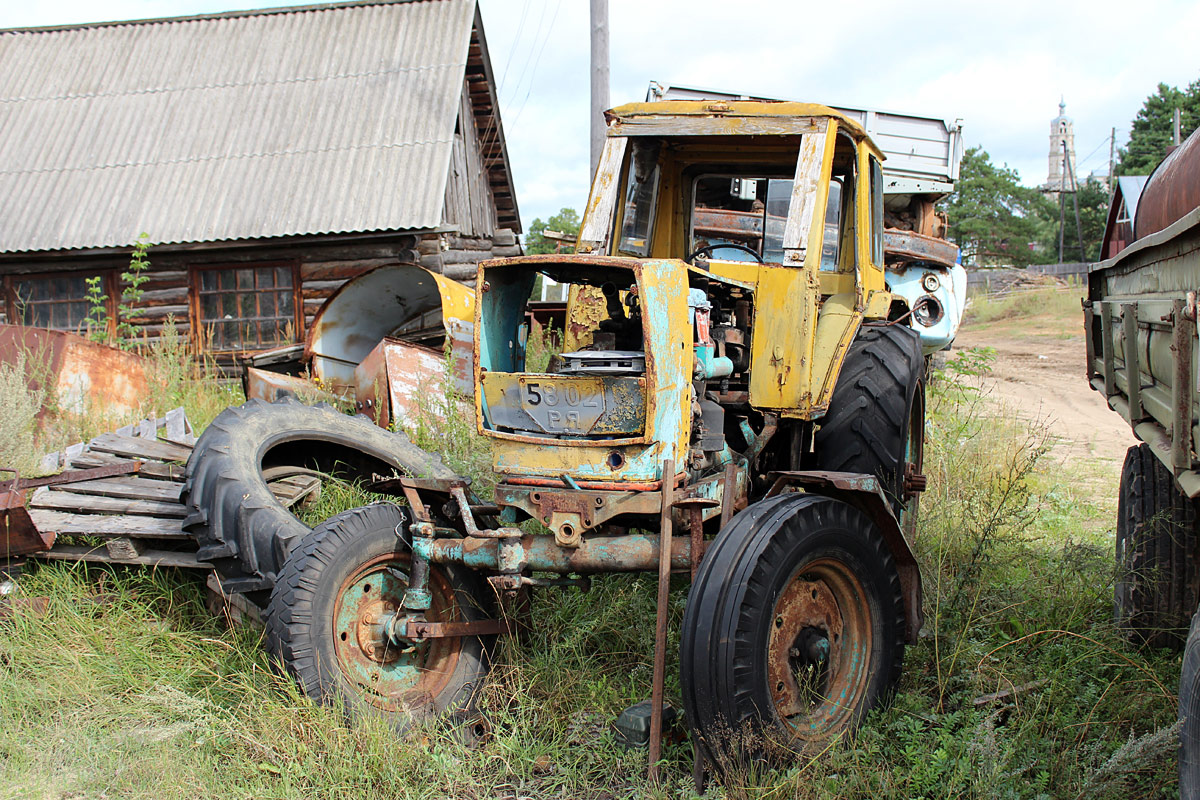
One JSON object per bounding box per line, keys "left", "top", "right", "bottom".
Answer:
{"left": 233, "top": 101, "right": 931, "bottom": 774}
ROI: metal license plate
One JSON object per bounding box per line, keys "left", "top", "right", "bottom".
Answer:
{"left": 520, "top": 378, "right": 606, "bottom": 434}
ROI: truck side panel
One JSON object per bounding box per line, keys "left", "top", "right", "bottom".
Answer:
{"left": 1087, "top": 207, "right": 1200, "bottom": 495}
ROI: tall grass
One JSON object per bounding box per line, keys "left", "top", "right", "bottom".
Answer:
{"left": 143, "top": 318, "right": 244, "bottom": 431}
{"left": 965, "top": 285, "right": 1084, "bottom": 326}
{"left": 0, "top": 350, "right": 45, "bottom": 476}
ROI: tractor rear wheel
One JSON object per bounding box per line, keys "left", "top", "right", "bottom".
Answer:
{"left": 1115, "top": 443, "right": 1200, "bottom": 650}
{"left": 265, "top": 503, "right": 495, "bottom": 731}
{"left": 679, "top": 493, "right": 904, "bottom": 771}
{"left": 814, "top": 323, "right": 925, "bottom": 524}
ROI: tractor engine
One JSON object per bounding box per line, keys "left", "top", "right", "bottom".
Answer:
{"left": 474, "top": 254, "right": 760, "bottom": 542}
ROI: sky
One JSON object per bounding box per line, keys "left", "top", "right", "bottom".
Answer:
{"left": 4, "top": 0, "right": 1199, "bottom": 234}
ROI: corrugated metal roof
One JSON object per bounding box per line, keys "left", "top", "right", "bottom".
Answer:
{"left": 0, "top": 0, "right": 477, "bottom": 253}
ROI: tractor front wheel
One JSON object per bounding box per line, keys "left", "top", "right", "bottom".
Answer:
{"left": 265, "top": 503, "right": 495, "bottom": 730}
{"left": 679, "top": 493, "right": 904, "bottom": 771}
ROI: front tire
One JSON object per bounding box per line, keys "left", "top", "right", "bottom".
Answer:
{"left": 265, "top": 503, "right": 494, "bottom": 729}
{"left": 680, "top": 494, "right": 904, "bottom": 770}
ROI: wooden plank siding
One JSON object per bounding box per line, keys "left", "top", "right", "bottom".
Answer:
{"left": 443, "top": 84, "right": 498, "bottom": 239}
{"left": 0, "top": 235, "right": 422, "bottom": 362}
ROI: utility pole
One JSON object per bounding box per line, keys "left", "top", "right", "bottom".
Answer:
{"left": 1057, "top": 144, "right": 1066, "bottom": 263}
{"left": 589, "top": 0, "right": 610, "bottom": 179}
{"left": 1065, "top": 140, "right": 1086, "bottom": 261}
{"left": 1107, "top": 126, "right": 1115, "bottom": 197}
{"left": 1174, "top": 107, "right": 1183, "bottom": 146}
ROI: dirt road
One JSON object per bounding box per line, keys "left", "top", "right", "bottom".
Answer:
{"left": 954, "top": 315, "right": 1136, "bottom": 495}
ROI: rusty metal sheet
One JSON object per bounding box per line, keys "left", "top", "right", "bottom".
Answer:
{"left": 0, "top": 470, "right": 55, "bottom": 558}
{"left": 352, "top": 337, "right": 455, "bottom": 429}
{"left": 693, "top": 207, "right": 765, "bottom": 241}
{"left": 0, "top": 325, "right": 147, "bottom": 418}
{"left": 883, "top": 228, "right": 959, "bottom": 269}
{"left": 305, "top": 264, "right": 474, "bottom": 389}
{"left": 446, "top": 317, "right": 475, "bottom": 395}
{"left": 1135, "top": 127, "right": 1200, "bottom": 241}
{"left": 243, "top": 367, "right": 349, "bottom": 406}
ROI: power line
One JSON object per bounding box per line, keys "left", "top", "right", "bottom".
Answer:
{"left": 509, "top": 0, "right": 563, "bottom": 129}
{"left": 495, "top": 0, "right": 532, "bottom": 98}
{"left": 503, "top": 0, "right": 551, "bottom": 110}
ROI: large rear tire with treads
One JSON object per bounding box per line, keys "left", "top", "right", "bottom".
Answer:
{"left": 814, "top": 323, "right": 925, "bottom": 524}
{"left": 182, "top": 397, "right": 455, "bottom": 600}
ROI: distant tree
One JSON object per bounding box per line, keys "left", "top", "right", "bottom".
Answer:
{"left": 524, "top": 208, "right": 581, "bottom": 255}
{"left": 1116, "top": 79, "right": 1200, "bottom": 176}
{"left": 945, "top": 148, "right": 1055, "bottom": 267}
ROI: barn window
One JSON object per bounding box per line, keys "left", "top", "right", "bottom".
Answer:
{"left": 5, "top": 271, "right": 116, "bottom": 333}
{"left": 192, "top": 262, "right": 301, "bottom": 351}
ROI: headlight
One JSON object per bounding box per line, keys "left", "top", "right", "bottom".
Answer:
{"left": 921, "top": 272, "right": 940, "bottom": 293}
{"left": 913, "top": 295, "right": 944, "bottom": 327}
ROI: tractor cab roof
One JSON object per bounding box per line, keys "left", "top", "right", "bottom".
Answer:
{"left": 604, "top": 100, "right": 884, "bottom": 160}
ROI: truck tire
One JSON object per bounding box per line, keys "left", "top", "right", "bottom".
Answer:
{"left": 680, "top": 493, "right": 904, "bottom": 771}
{"left": 814, "top": 323, "right": 925, "bottom": 521}
{"left": 266, "top": 503, "right": 495, "bottom": 732}
{"left": 182, "top": 397, "right": 456, "bottom": 600}
{"left": 1115, "top": 443, "right": 1200, "bottom": 650}
{"left": 1182, "top": 606, "right": 1200, "bottom": 800}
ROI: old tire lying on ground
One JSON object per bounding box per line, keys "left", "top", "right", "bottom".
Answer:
{"left": 266, "top": 503, "right": 495, "bottom": 730}
{"left": 814, "top": 323, "right": 925, "bottom": 523}
{"left": 183, "top": 397, "right": 455, "bottom": 599}
{"left": 1115, "top": 443, "right": 1199, "bottom": 650}
{"left": 680, "top": 493, "right": 904, "bottom": 771}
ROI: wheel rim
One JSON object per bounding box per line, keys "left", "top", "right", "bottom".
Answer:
{"left": 332, "top": 553, "right": 464, "bottom": 712}
{"left": 767, "top": 557, "right": 873, "bottom": 737}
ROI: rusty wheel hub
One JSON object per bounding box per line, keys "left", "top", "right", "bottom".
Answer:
{"left": 354, "top": 597, "right": 405, "bottom": 663}
{"left": 332, "top": 554, "right": 462, "bottom": 712}
{"left": 903, "top": 462, "right": 927, "bottom": 498}
{"left": 767, "top": 558, "right": 872, "bottom": 737}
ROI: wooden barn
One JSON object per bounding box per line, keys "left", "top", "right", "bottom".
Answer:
{"left": 0, "top": 0, "right": 520, "bottom": 363}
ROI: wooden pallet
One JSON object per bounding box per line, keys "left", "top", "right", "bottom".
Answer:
{"left": 29, "top": 408, "right": 319, "bottom": 570}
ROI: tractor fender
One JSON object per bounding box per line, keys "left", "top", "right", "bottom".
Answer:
{"left": 764, "top": 469, "right": 923, "bottom": 644}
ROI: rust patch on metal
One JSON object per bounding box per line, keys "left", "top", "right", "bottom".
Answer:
{"left": 883, "top": 228, "right": 959, "bottom": 269}
{"left": 767, "top": 559, "right": 870, "bottom": 735}
{"left": 404, "top": 619, "right": 511, "bottom": 638}
{"left": 1135, "top": 127, "right": 1200, "bottom": 241}
{"left": 332, "top": 551, "right": 462, "bottom": 713}
{"left": 0, "top": 326, "right": 147, "bottom": 419}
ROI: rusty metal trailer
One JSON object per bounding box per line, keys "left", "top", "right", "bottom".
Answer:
{"left": 1085, "top": 125, "right": 1200, "bottom": 799}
